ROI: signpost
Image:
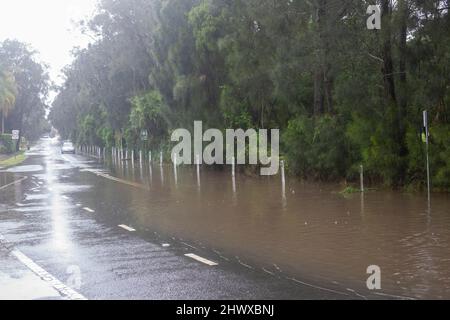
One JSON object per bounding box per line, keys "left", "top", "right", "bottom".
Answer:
{"left": 141, "top": 130, "right": 149, "bottom": 164}
{"left": 423, "top": 111, "right": 430, "bottom": 203}
{"left": 11, "top": 130, "right": 20, "bottom": 158}
{"left": 140, "top": 130, "right": 148, "bottom": 141}
{"left": 12, "top": 130, "right": 19, "bottom": 141}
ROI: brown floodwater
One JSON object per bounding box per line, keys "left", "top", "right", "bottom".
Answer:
{"left": 97, "top": 156, "right": 450, "bottom": 299}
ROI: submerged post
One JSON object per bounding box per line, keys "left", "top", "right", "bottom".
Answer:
{"left": 232, "top": 156, "right": 236, "bottom": 178}
{"left": 173, "top": 154, "right": 178, "bottom": 185}
{"left": 281, "top": 160, "right": 286, "bottom": 199}
{"left": 160, "top": 151, "right": 163, "bottom": 167}
{"left": 423, "top": 110, "right": 431, "bottom": 203}
{"left": 196, "top": 154, "right": 200, "bottom": 188}
{"left": 360, "top": 164, "right": 365, "bottom": 193}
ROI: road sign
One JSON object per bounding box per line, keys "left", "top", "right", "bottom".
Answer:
{"left": 12, "top": 130, "right": 20, "bottom": 140}
{"left": 423, "top": 111, "right": 429, "bottom": 144}
{"left": 140, "top": 129, "right": 148, "bottom": 141}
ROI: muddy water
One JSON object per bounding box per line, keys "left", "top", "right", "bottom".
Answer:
{"left": 4, "top": 144, "right": 450, "bottom": 298}
{"left": 95, "top": 157, "right": 450, "bottom": 299}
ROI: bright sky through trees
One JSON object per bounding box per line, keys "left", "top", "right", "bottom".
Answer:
{"left": 0, "top": 0, "right": 97, "bottom": 88}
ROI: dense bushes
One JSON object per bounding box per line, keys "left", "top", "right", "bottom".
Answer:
{"left": 48, "top": 0, "right": 450, "bottom": 190}
{"left": 283, "top": 116, "right": 347, "bottom": 181}
{"left": 0, "top": 134, "right": 14, "bottom": 154}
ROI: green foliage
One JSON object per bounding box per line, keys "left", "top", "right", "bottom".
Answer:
{"left": 48, "top": 0, "right": 450, "bottom": 190}
{"left": 219, "top": 86, "right": 252, "bottom": 129}
{"left": 346, "top": 107, "right": 404, "bottom": 186}
{"left": 129, "top": 90, "right": 170, "bottom": 149}
{"left": 430, "top": 125, "right": 450, "bottom": 190}
{"left": 0, "top": 40, "right": 49, "bottom": 141}
{"left": 0, "top": 134, "right": 14, "bottom": 154}
{"left": 0, "top": 69, "right": 17, "bottom": 133}
{"left": 283, "top": 115, "right": 346, "bottom": 180}
{"left": 340, "top": 186, "right": 362, "bottom": 195}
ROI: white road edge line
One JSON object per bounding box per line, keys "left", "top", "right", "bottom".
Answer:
{"left": 10, "top": 249, "right": 87, "bottom": 300}
{"left": 185, "top": 253, "right": 218, "bottom": 266}
{"left": 118, "top": 224, "right": 136, "bottom": 232}
{"left": 83, "top": 207, "right": 95, "bottom": 213}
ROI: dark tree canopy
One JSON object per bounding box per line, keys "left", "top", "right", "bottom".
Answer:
{"left": 49, "top": 0, "right": 450, "bottom": 189}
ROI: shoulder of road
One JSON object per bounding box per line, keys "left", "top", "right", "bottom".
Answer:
{"left": 0, "top": 151, "right": 27, "bottom": 169}
{"left": 0, "top": 245, "right": 63, "bottom": 300}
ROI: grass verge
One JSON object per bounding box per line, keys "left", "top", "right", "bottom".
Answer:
{"left": 0, "top": 151, "right": 27, "bottom": 168}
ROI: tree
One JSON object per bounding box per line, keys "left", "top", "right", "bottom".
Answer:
{"left": 0, "top": 40, "right": 50, "bottom": 145}
{"left": 49, "top": 0, "right": 450, "bottom": 189}
{"left": 0, "top": 69, "right": 17, "bottom": 134}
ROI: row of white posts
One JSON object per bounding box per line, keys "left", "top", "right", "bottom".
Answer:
{"left": 76, "top": 145, "right": 370, "bottom": 202}
{"left": 76, "top": 145, "right": 289, "bottom": 199}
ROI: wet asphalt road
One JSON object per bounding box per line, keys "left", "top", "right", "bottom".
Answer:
{"left": 0, "top": 139, "right": 347, "bottom": 300}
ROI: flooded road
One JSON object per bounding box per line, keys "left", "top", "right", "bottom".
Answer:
{"left": 94, "top": 150, "right": 450, "bottom": 299}
{"left": 2, "top": 140, "right": 450, "bottom": 299}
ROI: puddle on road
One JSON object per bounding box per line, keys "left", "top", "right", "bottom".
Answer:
{"left": 24, "top": 194, "right": 50, "bottom": 201}
{"left": 4, "top": 165, "right": 43, "bottom": 173}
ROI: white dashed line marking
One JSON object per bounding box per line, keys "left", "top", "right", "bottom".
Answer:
{"left": 162, "top": 243, "right": 170, "bottom": 247}
{"left": 185, "top": 253, "right": 218, "bottom": 266}
{"left": 10, "top": 249, "right": 87, "bottom": 300}
{"left": 62, "top": 196, "right": 69, "bottom": 200}
{"left": 118, "top": 225, "right": 136, "bottom": 232}
{"left": 83, "top": 207, "right": 95, "bottom": 213}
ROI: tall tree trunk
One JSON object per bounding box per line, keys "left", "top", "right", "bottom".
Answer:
{"left": 380, "top": 0, "right": 397, "bottom": 104}
{"left": 313, "top": 0, "right": 325, "bottom": 116}
{"left": 380, "top": 0, "right": 410, "bottom": 186}
{"left": 398, "top": 1, "right": 408, "bottom": 133}
{"left": 396, "top": 0, "right": 409, "bottom": 184}
{"left": 324, "top": 62, "right": 333, "bottom": 113}
{"left": 314, "top": 69, "right": 324, "bottom": 115}
{"left": 313, "top": 0, "right": 333, "bottom": 115}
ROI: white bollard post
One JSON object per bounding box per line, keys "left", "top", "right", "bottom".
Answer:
{"left": 360, "top": 164, "right": 364, "bottom": 193}
{"left": 281, "top": 160, "right": 286, "bottom": 199}
{"left": 196, "top": 154, "right": 200, "bottom": 188}
{"left": 160, "top": 151, "right": 163, "bottom": 167}
{"left": 232, "top": 156, "right": 236, "bottom": 178}
{"left": 173, "top": 153, "right": 178, "bottom": 185}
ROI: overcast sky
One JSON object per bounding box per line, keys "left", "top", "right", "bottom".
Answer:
{"left": 0, "top": 0, "right": 98, "bottom": 91}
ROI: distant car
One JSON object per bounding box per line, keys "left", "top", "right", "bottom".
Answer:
{"left": 61, "top": 141, "right": 75, "bottom": 154}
